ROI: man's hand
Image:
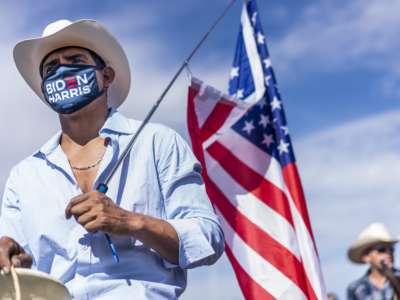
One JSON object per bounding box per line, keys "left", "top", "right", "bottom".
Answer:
{"left": 0, "top": 236, "right": 32, "bottom": 274}
{"left": 65, "top": 191, "right": 142, "bottom": 235}
{"left": 66, "top": 191, "right": 180, "bottom": 264}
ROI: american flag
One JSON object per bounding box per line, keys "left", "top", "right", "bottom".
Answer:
{"left": 187, "top": 0, "right": 326, "bottom": 299}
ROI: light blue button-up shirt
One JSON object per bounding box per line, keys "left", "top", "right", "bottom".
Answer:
{"left": 0, "top": 109, "right": 224, "bottom": 299}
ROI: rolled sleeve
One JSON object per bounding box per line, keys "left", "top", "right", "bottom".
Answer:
{"left": 156, "top": 129, "right": 224, "bottom": 269}
{"left": 167, "top": 218, "right": 218, "bottom": 269}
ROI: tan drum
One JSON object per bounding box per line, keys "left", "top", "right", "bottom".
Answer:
{"left": 0, "top": 268, "right": 71, "bottom": 300}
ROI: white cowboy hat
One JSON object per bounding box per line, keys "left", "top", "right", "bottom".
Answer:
{"left": 13, "top": 19, "right": 131, "bottom": 109}
{"left": 347, "top": 222, "right": 398, "bottom": 264}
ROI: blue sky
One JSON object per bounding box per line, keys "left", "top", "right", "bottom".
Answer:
{"left": 1, "top": 0, "right": 400, "bottom": 299}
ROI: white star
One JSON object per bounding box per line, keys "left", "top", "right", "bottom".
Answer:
{"left": 271, "top": 97, "right": 282, "bottom": 110}
{"left": 257, "top": 32, "right": 265, "bottom": 44}
{"left": 259, "top": 114, "right": 270, "bottom": 128}
{"left": 277, "top": 139, "right": 290, "bottom": 154}
{"left": 281, "top": 126, "right": 289, "bottom": 135}
{"left": 236, "top": 89, "right": 244, "bottom": 99}
{"left": 242, "top": 120, "right": 255, "bottom": 135}
{"left": 251, "top": 12, "right": 258, "bottom": 25}
{"left": 262, "top": 134, "right": 274, "bottom": 147}
{"left": 263, "top": 58, "right": 272, "bottom": 68}
{"left": 265, "top": 75, "right": 271, "bottom": 86}
{"left": 230, "top": 67, "right": 239, "bottom": 79}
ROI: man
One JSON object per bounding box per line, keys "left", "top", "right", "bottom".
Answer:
{"left": 327, "top": 292, "right": 339, "bottom": 300}
{"left": 347, "top": 222, "right": 400, "bottom": 300}
{"left": 0, "top": 19, "right": 224, "bottom": 299}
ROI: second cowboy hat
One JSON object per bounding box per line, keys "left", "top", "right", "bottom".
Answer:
{"left": 348, "top": 222, "right": 398, "bottom": 264}
{"left": 13, "top": 19, "right": 131, "bottom": 109}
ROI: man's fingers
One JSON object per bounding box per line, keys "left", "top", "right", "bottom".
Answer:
{"left": 65, "top": 193, "right": 91, "bottom": 218}
{"left": 84, "top": 218, "right": 104, "bottom": 233}
{"left": 0, "top": 237, "right": 21, "bottom": 274}
{"left": 11, "top": 255, "right": 22, "bottom": 268}
{"left": 11, "top": 253, "right": 32, "bottom": 268}
{"left": 69, "top": 201, "right": 92, "bottom": 219}
{"left": 77, "top": 211, "right": 97, "bottom": 226}
{"left": 0, "top": 249, "right": 11, "bottom": 274}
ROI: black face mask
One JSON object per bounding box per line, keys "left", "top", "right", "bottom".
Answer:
{"left": 41, "top": 64, "right": 105, "bottom": 114}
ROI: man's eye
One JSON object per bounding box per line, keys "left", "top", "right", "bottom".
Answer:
{"left": 45, "top": 65, "right": 57, "bottom": 75}
{"left": 72, "top": 58, "right": 84, "bottom": 63}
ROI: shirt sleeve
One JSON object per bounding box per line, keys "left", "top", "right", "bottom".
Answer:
{"left": 156, "top": 128, "right": 224, "bottom": 270}
{"left": 346, "top": 286, "right": 356, "bottom": 300}
{"left": 0, "top": 166, "right": 29, "bottom": 251}
{"left": 346, "top": 279, "right": 370, "bottom": 300}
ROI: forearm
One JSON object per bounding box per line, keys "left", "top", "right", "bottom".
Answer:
{"left": 127, "top": 213, "right": 179, "bottom": 264}
{"left": 65, "top": 191, "right": 180, "bottom": 263}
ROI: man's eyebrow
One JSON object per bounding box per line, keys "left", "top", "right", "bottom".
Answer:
{"left": 64, "top": 53, "right": 88, "bottom": 60}
{"left": 43, "top": 54, "right": 88, "bottom": 67}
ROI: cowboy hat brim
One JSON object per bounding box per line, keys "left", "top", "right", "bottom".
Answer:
{"left": 13, "top": 19, "right": 130, "bottom": 109}
{"left": 348, "top": 238, "right": 398, "bottom": 264}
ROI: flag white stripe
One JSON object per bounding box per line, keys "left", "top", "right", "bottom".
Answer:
{"left": 204, "top": 151, "right": 301, "bottom": 259}
{"left": 202, "top": 99, "right": 251, "bottom": 149}
{"left": 208, "top": 126, "right": 326, "bottom": 299}
{"left": 216, "top": 207, "right": 308, "bottom": 300}
{"left": 241, "top": 5, "right": 265, "bottom": 103}
{"left": 192, "top": 77, "right": 223, "bottom": 128}
{"left": 286, "top": 193, "right": 326, "bottom": 300}
{"left": 217, "top": 128, "right": 287, "bottom": 190}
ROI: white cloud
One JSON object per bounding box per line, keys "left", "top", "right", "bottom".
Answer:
{"left": 272, "top": 0, "right": 400, "bottom": 74}
{"left": 0, "top": 4, "right": 58, "bottom": 184}
{"left": 181, "top": 254, "right": 243, "bottom": 300}
{"left": 296, "top": 109, "right": 400, "bottom": 297}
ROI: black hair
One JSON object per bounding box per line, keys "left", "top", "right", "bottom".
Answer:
{"left": 39, "top": 46, "right": 106, "bottom": 77}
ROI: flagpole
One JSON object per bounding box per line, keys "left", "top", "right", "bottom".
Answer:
{"left": 98, "top": 0, "right": 237, "bottom": 189}
{"left": 96, "top": 0, "right": 238, "bottom": 263}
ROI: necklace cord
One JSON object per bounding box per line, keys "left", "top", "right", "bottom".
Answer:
{"left": 70, "top": 157, "right": 103, "bottom": 171}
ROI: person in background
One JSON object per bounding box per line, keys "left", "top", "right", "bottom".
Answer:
{"left": 328, "top": 292, "right": 339, "bottom": 300}
{"left": 347, "top": 222, "right": 400, "bottom": 300}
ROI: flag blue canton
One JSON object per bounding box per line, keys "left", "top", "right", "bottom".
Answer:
{"left": 228, "top": 0, "right": 296, "bottom": 167}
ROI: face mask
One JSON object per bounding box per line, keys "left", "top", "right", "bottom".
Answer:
{"left": 41, "top": 64, "right": 105, "bottom": 114}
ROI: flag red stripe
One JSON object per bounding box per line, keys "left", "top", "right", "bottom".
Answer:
{"left": 204, "top": 175, "right": 318, "bottom": 300}
{"left": 189, "top": 85, "right": 236, "bottom": 143}
{"left": 187, "top": 86, "right": 209, "bottom": 175}
{"left": 225, "top": 245, "right": 275, "bottom": 300}
{"left": 200, "top": 100, "right": 235, "bottom": 142}
{"left": 188, "top": 81, "right": 323, "bottom": 300}
{"left": 283, "top": 163, "right": 316, "bottom": 245}
{"left": 207, "top": 141, "right": 294, "bottom": 227}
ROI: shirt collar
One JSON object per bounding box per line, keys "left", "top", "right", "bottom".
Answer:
{"left": 38, "top": 108, "right": 136, "bottom": 157}
{"left": 99, "top": 108, "right": 136, "bottom": 136}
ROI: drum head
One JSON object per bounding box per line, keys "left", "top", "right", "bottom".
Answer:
{"left": 0, "top": 268, "right": 71, "bottom": 300}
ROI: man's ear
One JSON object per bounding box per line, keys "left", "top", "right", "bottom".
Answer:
{"left": 102, "top": 66, "right": 115, "bottom": 89}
